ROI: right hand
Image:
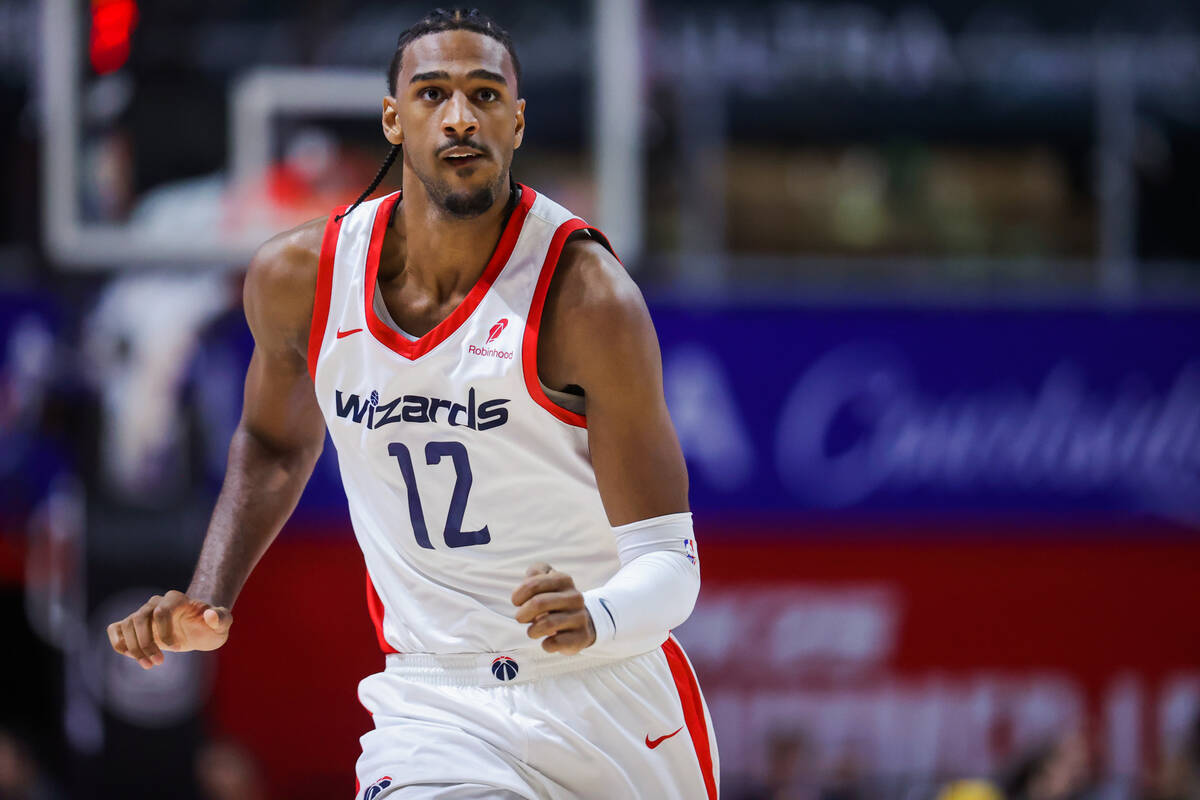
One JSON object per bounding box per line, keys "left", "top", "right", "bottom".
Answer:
{"left": 106, "top": 590, "right": 233, "bottom": 669}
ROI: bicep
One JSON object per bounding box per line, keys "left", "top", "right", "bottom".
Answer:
{"left": 556, "top": 264, "right": 687, "bottom": 525}
{"left": 587, "top": 377, "right": 689, "bottom": 526}
{"left": 238, "top": 344, "right": 326, "bottom": 456}
{"left": 238, "top": 234, "right": 327, "bottom": 457}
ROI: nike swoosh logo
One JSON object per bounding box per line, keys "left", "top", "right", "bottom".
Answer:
{"left": 645, "top": 726, "right": 684, "bottom": 749}
{"left": 336, "top": 328, "right": 363, "bottom": 339}
{"left": 598, "top": 597, "right": 616, "bottom": 631}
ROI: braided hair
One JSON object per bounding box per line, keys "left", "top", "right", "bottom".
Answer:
{"left": 335, "top": 8, "right": 521, "bottom": 222}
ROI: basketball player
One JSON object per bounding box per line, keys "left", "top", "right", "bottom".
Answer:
{"left": 107, "top": 9, "right": 717, "bottom": 799}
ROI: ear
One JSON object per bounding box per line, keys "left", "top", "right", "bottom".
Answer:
{"left": 513, "top": 98, "right": 526, "bottom": 151}
{"left": 382, "top": 96, "right": 404, "bottom": 146}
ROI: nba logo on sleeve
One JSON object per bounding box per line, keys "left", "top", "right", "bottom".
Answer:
{"left": 491, "top": 656, "right": 519, "bottom": 681}
{"left": 363, "top": 776, "right": 392, "bottom": 799}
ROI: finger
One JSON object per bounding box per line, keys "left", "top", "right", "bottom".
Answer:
{"left": 511, "top": 573, "right": 574, "bottom": 607}
{"left": 152, "top": 605, "right": 176, "bottom": 650}
{"left": 514, "top": 590, "right": 584, "bottom": 623}
{"left": 542, "top": 629, "right": 591, "bottom": 654}
{"left": 131, "top": 607, "right": 163, "bottom": 667}
{"left": 106, "top": 621, "right": 128, "bottom": 655}
{"left": 526, "top": 609, "right": 587, "bottom": 639}
{"left": 120, "top": 619, "right": 149, "bottom": 666}
{"left": 515, "top": 590, "right": 566, "bottom": 623}
{"left": 525, "top": 562, "right": 553, "bottom": 578}
{"left": 203, "top": 606, "right": 232, "bottom": 634}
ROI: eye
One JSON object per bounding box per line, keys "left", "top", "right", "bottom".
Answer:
{"left": 418, "top": 87, "right": 443, "bottom": 101}
{"left": 477, "top": 88, "right": 499, "bottom": 102}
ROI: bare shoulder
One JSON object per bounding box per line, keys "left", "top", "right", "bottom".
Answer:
{"left": 243, "top": 216, "right": 328, "bottom": 356}
{"left": 547, "top": 234, "right": 650, "bottom": 330}
{"left": 539, "top": 233, "right": 658, "bottom": 392}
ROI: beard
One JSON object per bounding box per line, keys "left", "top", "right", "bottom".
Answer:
{"left": 437, "top": 183, "right": 497, "bottom": 218}
{"left": 418, "top": 160, "right": 507, "bottom": 219}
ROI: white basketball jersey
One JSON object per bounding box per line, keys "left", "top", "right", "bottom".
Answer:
{"left": 308, "top": 185, "right": 655, "bottom": 658}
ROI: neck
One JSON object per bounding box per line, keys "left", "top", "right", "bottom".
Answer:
{"left": 382, "top": 166, "right": 515, "bottom": 300}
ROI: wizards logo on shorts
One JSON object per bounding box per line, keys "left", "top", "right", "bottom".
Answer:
{"left": 491, "top": 656, "right": 519, "bottom": 681}
{"left": 363, "top": 776, "right": 392, "bottom": 800}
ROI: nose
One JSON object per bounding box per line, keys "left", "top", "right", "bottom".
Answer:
{"left": 441, "top": 90, "right": 478, "bottom": 139}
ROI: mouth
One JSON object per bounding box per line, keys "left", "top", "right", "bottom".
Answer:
{"left": 440, "top": 146, "right": 486, "bottom": 169}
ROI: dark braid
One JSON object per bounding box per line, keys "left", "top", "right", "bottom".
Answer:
{"left": 336, "top": 9, "right": 520, "bottom": 222}
{"left": 334, "top": 144, "right": 400, "bottom": 222}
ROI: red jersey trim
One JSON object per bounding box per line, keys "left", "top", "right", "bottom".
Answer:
{"left": 307, "top": 207, "right": 348, "bottom": 381}
{"left": 520, "top": 218, "right": 595, "bottom": 428}
{"left": 662, "top": 635, "right": 718, "bottom": 800}
{"left": 363, "top": 185, "right": 536, "bottom": 361}
{"left": 364, "top": 569, "right": 398, "bottom": 654}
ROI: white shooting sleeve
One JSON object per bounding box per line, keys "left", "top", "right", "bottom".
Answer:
{"left": 582, "top": 512, "right": 701, "bottom": 647}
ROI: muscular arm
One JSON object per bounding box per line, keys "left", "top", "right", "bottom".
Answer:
{"left": 538, "top": 234, "right": 689, "bottom": 524}
{"left": 108, "top": 218, "right": 329, "bottom": 668}
{"left": 513, "top": 233, "right": 697, "bottom": 654}
{"left": 188, "top": 222, "right": 329, "bottom": 607}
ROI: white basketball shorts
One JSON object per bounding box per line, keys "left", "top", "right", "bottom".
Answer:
{"left": 353, "top": 635, "right": 719, "bottom": 799}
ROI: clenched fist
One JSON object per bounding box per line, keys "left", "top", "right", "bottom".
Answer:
{"left": 512, "top": 563, "right": 596, "bottom": 655}
{"left": 106, "top": 590, "right": 232, "bottom": 669}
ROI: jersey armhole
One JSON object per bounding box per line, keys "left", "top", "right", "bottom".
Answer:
{"left": 576, "top": 226, "right": 621, "bottom": 264}
{"left": 306, "top": 207, "right": 348, "bottom": 381}
{"left": 521, "top": 217, "right": 608, "bottom": 429}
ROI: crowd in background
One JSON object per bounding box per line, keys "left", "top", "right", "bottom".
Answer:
{"left": 3, "top": 715, "right": 1200, "bottom": 800}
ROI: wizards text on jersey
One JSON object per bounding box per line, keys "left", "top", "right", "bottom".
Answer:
{"left": 334, "top": 387, "right": 510, "bottom": 431}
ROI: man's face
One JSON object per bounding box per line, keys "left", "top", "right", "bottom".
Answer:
{"left": 385, "top": 30, "right": 524, "bottom": 218}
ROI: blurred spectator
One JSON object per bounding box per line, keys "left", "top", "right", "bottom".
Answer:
{"left": 0, "top": 729, "right": 61, "bottom": 800}
{"left": 820, "top": 751, "right": 864, "bottom": 800}
{"left": 217, "top": 128, "right": 379, "bottom": 245}
{"left": 728, "top": 729, "right": 873, "bottom": 800}
{"left": 0, "top": 310, "right": 67, "bottom": 529}
{"left": 82, "top": 272, "right": 235, "bottom": 504}
{"left": 935, "top": 779, "right": 1005, "bottom": 800}
{"left": 195, "top": 739, "right": 264, "bottom": 800}
{"left": 1003, "top": 729, "right": 1097, "bottom": 800}
{"left": 1148, "top": 713, "right": 1200, "bottom": 800}
{"left": 728, "top": 730, "right": 821, "bottom": 800}
{"left": 765, "top": 731, "right": 817, "bottom": 800}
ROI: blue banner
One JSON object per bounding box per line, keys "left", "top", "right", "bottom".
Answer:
{"left": 653, "top": 304, "right": 1200, "bottom": 523}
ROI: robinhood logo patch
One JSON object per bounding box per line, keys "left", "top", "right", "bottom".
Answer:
{"left": 486, "top": 318, "right": 508, "bottom": 345}
{"left": 470, "top": 318, "right": 515, "bottom": 359}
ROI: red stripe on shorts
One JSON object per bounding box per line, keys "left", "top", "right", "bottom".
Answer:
{"left": 365, "top": 570, "right": 398, "bottom": 654}
{"left": 662, "top": 636, "right": 718, "bottom": 800}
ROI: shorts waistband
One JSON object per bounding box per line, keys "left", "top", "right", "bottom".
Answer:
{"left": 382, "top": 649, "right": 630, "bottom": 687}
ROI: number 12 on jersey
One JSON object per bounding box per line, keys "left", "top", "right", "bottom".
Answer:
{"left": 387, "top": 441, "right": 491, "bottom": 549}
